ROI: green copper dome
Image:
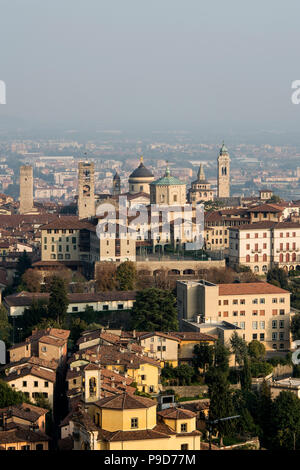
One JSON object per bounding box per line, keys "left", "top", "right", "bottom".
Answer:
{"left": 151, "top": 165, "right": 185, "bottom": 186}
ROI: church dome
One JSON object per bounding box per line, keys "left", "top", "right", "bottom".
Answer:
{"left": 219, "top": 142, "right": 229, "bottom": 156}
{"left": 129, "top": 161, "right": 153, "bottom": 179}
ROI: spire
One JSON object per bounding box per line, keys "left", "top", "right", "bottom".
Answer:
{"left": 197, "top": 164, "right": 206, "bottom": 181}
{"left": 220, "top": 141, "right": 228, "bottom": 156}
{"left": 140, "top": 155, "right": 143, "bottom": 163}
{"left": 165, "top": 161, "right": 170, "bottom": 177}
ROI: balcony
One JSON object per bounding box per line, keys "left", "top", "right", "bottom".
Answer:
{"left": 251, "top": 249, "right": 262, "bottom": 253}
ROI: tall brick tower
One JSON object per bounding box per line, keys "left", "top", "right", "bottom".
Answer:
{"left": 78, "top": 161, "right": 95, "bottom": 219}
{"left": 217, "top": 142, "right": 230, "bottom": 198}
{"left": 19, "top": 165, "right": 34, "bottom": 214}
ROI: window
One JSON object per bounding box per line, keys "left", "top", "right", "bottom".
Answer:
{"left": 280, "top": 309, "right": 285, "bottom": 315}
{"left": 260, "top": 321, "right": 265, "bottom": 329}
{"left": 260, "top": 298, "right": 265, "bottom": 304}
{"left": 72, "top": 307, "right": 78, "bottom": 312}
{"left": 252, "top": 334, "right": 257, "bottom": 340}
{"left": 41, "top": 346, "right": 47, "bottom": 352}
{"left": 252, "top": 322, "right": 258, "bottom": 330}
{"left": 272, "top": 298, "right": 278, "bottom": 303}
{"left": 22, "top": 381, "right": 27, "bottom": 387}
{"left": 272, "top": 332, "right": 278, "bottom": 340}
{"left": 117, "top": 304, "right": 124, "bottom": 310}
{"left": 272, "top": 309, "right": 278, "bottom": 316}
{"left": 141, "top": 375, "right": 146, "bottom": 381}
{"left": 240, "top": 299, "right": 245, "bottom": 305}
{"left": 272, "top": 320, "right": 277, "bottom": 329}
{"left": 223, "top": 312, "right": 228, "bottom": 317}
{"left": 34, "top": 381, "right": 38, "bottom": 387}
{"left": 44, "top": 381, "right": 48, "bottom": 388}
{"left": 260, "top": 333, "right": 265, "bottom": 341}
{"left": 233, "top": 311, "right": 238, "bottom": 316}
{"left": 240, "top": 322, "right": 245, "bottom": 329}
{"left": 252, "top": 310, "right": 258, "bottom": 316}
{"left": 181, "top": 423, "right": 187, "bottom": 433}
{"left": 233, "top": 299, "right": 238, "bottom": 305}
{"left": 279, "top": 320, "right": 284, "bottom": 328}
{"left": 21, "top": 445, "right": 30, "bottom": 451}
{"left": 223, "top": 300, "right": 228, "bottom": 305}
{"left": 36, "top": 444, "right": 44, "bottom": 450}
{"left": 246, "top": 233, "right": 250, "bottom": 239}
{"left": 279, "top": 298, "right": 285, "bottom": 303}
{"left": 259, "top": 310, "right": 265, "bottom": 316}
{"left": 240, "top": 311, "right": 245, "bottom": 316}
{"left": 252, "top": 299, "right": 258, "bottom": 304}
{"left": 103, "top": 305, "right": 109, "bottom": 311}
{"left": 279, "top": 332, "right": 284, "bottom": 340}
{"left": 131, "top": 418, "right": 138, "bottom": 429}
{"left": 181, "top": 444, "right": 189, "bottom": 450}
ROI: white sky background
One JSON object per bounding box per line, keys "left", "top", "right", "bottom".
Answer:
{"left": 0, "top": 0, "right": 300, "bottom": 133}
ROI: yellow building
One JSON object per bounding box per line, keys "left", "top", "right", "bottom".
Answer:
{"left": 71, "top": 393, "right": 201, "bottom": 450}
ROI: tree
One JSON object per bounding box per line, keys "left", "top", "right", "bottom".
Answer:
{"left": 271, "top": 391, "right": 300, "bottom": 450}
{"left": 131, "top": 288, "right": 178, "bottom": 331}
{"left": 230, "top": 332, "right": 248, "bottom": 366}
{"left": 95, "top": 262, "right": 118, "bottom": 292}
{"left": 19, "top": 300, "right": 48, "bottom": 338}
{"left": 208, "top": 371, "right": 235, "bottom": 446}
{"left": 48, "top": 276, "right": 69, "bottom": 324}
{"left": 116, "top": 261, "right": 137, "bottom": 291}
{"left": 175, "top": 364, "right": 194, "bottom": 385}
{"left": 0, "top": 380, "right": 29, "bottom": 407}
{"left": 14, "top": 251, "right": 32, "bottom": 287}
{"left": 214, "top": 340, "right": 230, "bottom": 374}
{"left": 21, "top": 269, "right": 42, "bottom": 292}
{"left": 0, "top": 305, "right": 12, "bottom": 345}
{"left": 291, "top": 314, "right": 300, "bottom": 341}
{"left": 240, "top": 356, "right": 252, "bottom": 392}
{"left": 193, "top": 343, "right": 214, "bottom": 371}
{"left": 257, "top": 380, "right": 273, "bottom": 448}
{"left": 248, "top": 340, "right": 265, "bottom": 361}
{"left": 267, "top": 267, "right": 289, "bottom": 290}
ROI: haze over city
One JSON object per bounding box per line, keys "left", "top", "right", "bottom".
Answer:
{"left": 1, "top": 0, "right": 300, "bottom": 138}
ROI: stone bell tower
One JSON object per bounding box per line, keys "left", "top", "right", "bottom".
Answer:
{"left": 78, "top": 161, "right": 95, "bottom": 219}
{"left": 217, "top": 142, "right": 230, "bottom": 198}
{"left": 19, "top": 165, "right": 34, "bottom": 214}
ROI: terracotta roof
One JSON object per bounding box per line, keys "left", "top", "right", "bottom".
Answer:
{"left": 97, "top": 428, "right": 170, "bottom": 442}
{"left": 157, "top": 407, "right": 196, "bottom": 419}
{"left": 171, "top": 332, "right": 217, "bottom": 342}
{"left": 95, "top": 392, "right": 156, "bottom": 410}
{"left": 4, "top": 365, "right": 56, "bottom": 383}
{"left": 218, "top": 282, "right": 289, "bottom": 296}
{"left": 5, "top": 291, "right": 136, "bottom": 307}
{"left": 40, "top": 216, "right": 95, "bottom": 231}
{"left": 0, "top": 403, "right": 48, "bottom": 423}
{"left": 0, "top": 427, "right": 50, "bottom": 444}
{"left": 232, "top": 221, "right": 300, "bottom": 230}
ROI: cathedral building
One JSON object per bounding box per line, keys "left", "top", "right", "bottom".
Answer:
{"left": 150, "top": 164, "right": 186, "bottom": 205}
{"left": 128, "top": 157, "right": 154, "bottom": 195}
{"left": 188, "top": 164, "right": 214, "bottom": 205}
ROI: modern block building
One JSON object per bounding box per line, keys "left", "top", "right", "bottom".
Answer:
{"left": 177, "top": 279, "right": 293, "bottom": 351}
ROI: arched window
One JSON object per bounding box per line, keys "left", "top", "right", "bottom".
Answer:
{"left": 254, "top": 266, "right": 259, "bottom": 273}
{"left": 89, "top": 377, "right": 97, "bottom": 397}
{"left": 263, "top": 254, "right": 267, "bottom": 261}
{"left": 262, "top": 265, "right": 268, "bottom": 272}
{"left": 246, "top": 255, "right": 250, "bottom": 263}
{"left": 254, "top": 254, "right": 259, "bottom": 262}
{"left": 292, "top": 253, "right": 296, "bottom": 262}
{"left": 286, "top": 253, "right": 290, "bottom": 262}
{"left": 279, "top": 253, "right": 283, "bottom": 263}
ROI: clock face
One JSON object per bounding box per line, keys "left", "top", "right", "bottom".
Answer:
{"left": 83, "top": 184, "right": 90, "bottom": 196}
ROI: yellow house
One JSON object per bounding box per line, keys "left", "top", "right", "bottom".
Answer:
{"left": 171, "top": 332, "right": 217, "bottom": 365}
{"left": 71, "top": 393, "right": 201, "bottom": 451}
{"left": 69, "top": 345, "right": 161, "bottom": 396}
{"left": 136, "top": 332, "right": 180, "bottom": 368}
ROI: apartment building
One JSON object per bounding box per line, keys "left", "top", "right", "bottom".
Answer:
{"left": 229, "top": 221, "right": 300, "bottom": 274}
{"left": 177, "top": 279, "right": 292, "bottom": 351}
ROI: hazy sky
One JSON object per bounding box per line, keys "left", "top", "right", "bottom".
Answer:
{"left": 1, "top": 0, "right": 300, "bottom": 133}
